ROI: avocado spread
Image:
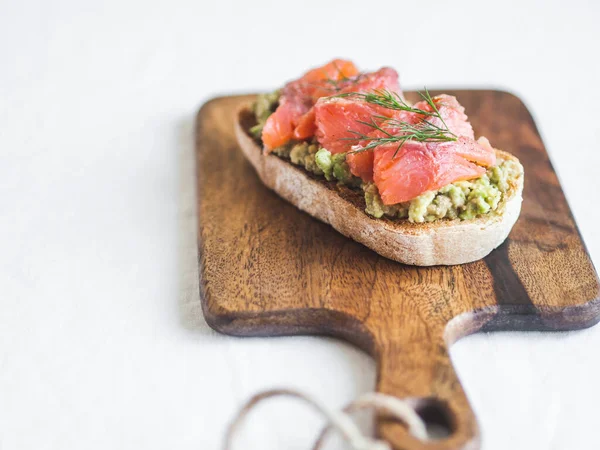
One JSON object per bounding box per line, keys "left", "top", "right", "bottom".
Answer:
{"left": 271, "top": 143, "right": 362, "bottom": 187}
{"left": 251, "top": 96, "right": 521, "bottom": 223}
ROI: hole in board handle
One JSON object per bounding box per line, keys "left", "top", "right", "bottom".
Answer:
{"left": 414, "top": 398, "right": 454, "bottom": 440}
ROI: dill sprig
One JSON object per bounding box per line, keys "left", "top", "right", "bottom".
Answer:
{"left": 338, "top": 88, "right": 457, "bottom": 157}
{"left": 345, "top": 116, "right": 457, "bottom": 155}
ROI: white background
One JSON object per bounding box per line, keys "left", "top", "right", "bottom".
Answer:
{"left": 1, "top": 0, "right": 599, "bottom": 449}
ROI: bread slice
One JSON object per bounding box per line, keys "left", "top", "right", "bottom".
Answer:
{"left": 234, "top": 107, "right": 524, "bottom": 266}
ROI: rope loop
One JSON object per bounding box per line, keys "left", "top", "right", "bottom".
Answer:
{"left": 223, "top": 389, "right": 428, "bottom": 450}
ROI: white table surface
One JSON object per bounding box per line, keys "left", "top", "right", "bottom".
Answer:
{"left": 1, "top": 1, "right": 599, "bottom": 449}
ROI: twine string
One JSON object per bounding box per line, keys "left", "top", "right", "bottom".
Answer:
{"left": 223, "top": 388, "right": 428, "bottom": 450}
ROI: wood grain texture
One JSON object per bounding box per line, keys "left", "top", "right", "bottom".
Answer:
{"left": 196, "top": 91, "right": 600, "bottom": 450}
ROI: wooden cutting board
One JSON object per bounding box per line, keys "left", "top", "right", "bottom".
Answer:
{"left": 195, "top": 91, "right": 600, "bottom": 450}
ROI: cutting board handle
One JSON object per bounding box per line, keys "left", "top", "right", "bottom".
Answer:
{"left": 373, "top": 325, "right": 479, "bottom": 450}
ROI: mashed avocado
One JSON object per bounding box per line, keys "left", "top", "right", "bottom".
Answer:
{"left": 363, "top": 159, "right": 521, "bottom": 223}
{"left": 315, "top": 148, "right": 361, "bottom": 186}
{"left": 250, "top": 91, "right": 280, "bottom": 138}
{"left": 364, "top": 182, "right": 409, "bottom": 219}
{"left": 272, "top": 143, "right": 361, "bottom": 186}
{"left": 290, "top": 142, "right": 323, "bottom": 175}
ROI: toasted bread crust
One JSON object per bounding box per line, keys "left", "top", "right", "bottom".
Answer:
{"left": 234, "top": 107, "right": 524, "bottom": 266}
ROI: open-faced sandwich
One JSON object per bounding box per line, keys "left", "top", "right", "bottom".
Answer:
{"left": 235, "top": 59, "right": 524, "bottom": 266}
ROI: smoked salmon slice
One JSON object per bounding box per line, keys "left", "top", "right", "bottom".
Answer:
{"left": 262, "top": 61, "right": 401, "bottom": 151}
{"left": 437, "top": 136, "right": 496, "bottom": 168}
{"left": 373, "top": 142, "right": 438, "bottom": 204}
{"left": 373, "top": 139, "right": 492, "bottom": 205}
{"left": 346, "top": 151, "right": 375, "bottom": 182}
{"left": 292, "top": 108, "right": 316, "bottom": 140}
{"left": 313, "top": 97, "right": 385, "bottom": 155}
{"left": 261, "top": 100, "right": 306, "bottom": 150}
